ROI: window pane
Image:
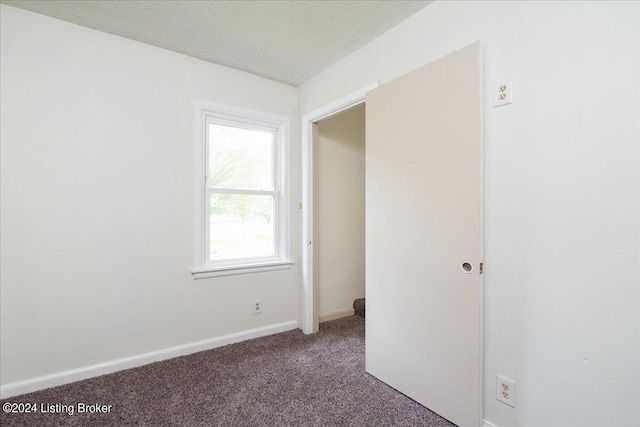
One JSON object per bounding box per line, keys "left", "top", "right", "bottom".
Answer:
{"left": 209, "top": 193, "right": 274, "bottom": 260}
{"left": 208, "top": 124, "right": 274, "bottom": 190}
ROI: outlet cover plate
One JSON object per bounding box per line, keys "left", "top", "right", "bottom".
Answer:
{"left": 493, "top": 80, "right": 512, "bottom": 108}
{"left": 496, "top": 374, "right": 516, "bottom": 407}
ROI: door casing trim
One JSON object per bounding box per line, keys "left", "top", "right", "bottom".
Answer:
{"left": 300, "top": 82, "right": 378, "bottom": 334}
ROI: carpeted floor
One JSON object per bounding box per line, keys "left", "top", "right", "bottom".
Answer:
{"left": 0, "top": 316, "right": 455, "bottom": 426}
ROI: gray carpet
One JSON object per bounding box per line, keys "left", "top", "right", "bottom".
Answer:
{"left": 1, "top": 316, "right": 455, "bottom": 426}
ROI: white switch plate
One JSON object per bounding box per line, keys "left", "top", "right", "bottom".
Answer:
{"left": 493, "top": 80, "right": 512, "bottom": 107}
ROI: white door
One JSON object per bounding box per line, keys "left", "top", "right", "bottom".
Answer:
{"left": 365, "top": 42, "right": 483, "bottom": 427}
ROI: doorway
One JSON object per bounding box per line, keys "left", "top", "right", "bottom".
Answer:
{"left": 301, "top": 83, "right": 378, "bottom": 334}
{"left": 315, "top": 105, "right": 366, "bottom": 323}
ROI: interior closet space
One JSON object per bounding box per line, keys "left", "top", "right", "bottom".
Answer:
{"left": 315, "top": 104, "right": 366, "bottom": 322}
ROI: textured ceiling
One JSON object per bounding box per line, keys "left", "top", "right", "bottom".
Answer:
{"left": 2, "top": 0, "right": 431, "bottom": 86}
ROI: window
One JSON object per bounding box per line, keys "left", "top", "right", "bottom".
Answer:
{"left": 192, "top": 100, "right": 291, "bottom": 278}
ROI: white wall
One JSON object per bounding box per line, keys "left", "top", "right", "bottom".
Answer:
{"left": 316, "top": 105, "right": 366, "bottom": 319}
{"left": 0, "top": 5, "right": 299, "bottom": 389}
{"left": 2, "top": 3, "right": 639, "bottom": 424}
{"left": 300, "top": 1, "right": 640, "bottom": 426}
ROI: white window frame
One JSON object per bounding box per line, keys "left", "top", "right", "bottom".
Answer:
{"left": 192, "top": 99, "right": 292, "bottom": 279}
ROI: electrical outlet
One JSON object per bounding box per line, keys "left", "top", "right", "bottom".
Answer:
{"left": 253, "top": 299, "right": 262, "bottom": 314}
{"left": 493, "top": 80, "right": 512, "bottom": 107}
{"left": 496, "top": 375, "right": 516, "bottom": 407}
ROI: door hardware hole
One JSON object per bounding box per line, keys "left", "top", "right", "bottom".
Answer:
{"left": 462, "top": 262, "right": 473, "bottom": 273}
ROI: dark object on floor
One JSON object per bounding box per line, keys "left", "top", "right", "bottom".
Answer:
{"left": 0, "top": 316, "right": 453, "bottom": 427}
{"left": 353, "top": 297, "right": 365, "bottom": 318}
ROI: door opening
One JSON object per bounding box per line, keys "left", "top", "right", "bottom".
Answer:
{"left": 316, "top": 105, "right": 366, "bottom": 324}
{"left": 301, "top": 83, "right": 378, "bottom": 334}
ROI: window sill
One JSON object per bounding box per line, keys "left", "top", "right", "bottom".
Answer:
{"left": 191, "top": 260, "right": 294, "bottom": 279}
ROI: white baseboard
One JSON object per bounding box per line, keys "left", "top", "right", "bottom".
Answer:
{"left": 0, "top": 320, "right": 298, "bottom": 399}
{"left": 319, "top": 308, "right": 355, "bottom": 323}
{"left": 483, "top": 420, "right": 499, "bottom": 427}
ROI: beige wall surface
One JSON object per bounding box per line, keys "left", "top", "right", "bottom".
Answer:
{"left": 316, "top": 105, "right": 366, "bottom": 318}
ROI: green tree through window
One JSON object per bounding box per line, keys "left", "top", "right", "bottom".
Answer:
{"left": 207, "top": 123, "right": 276, "bottom": 259}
